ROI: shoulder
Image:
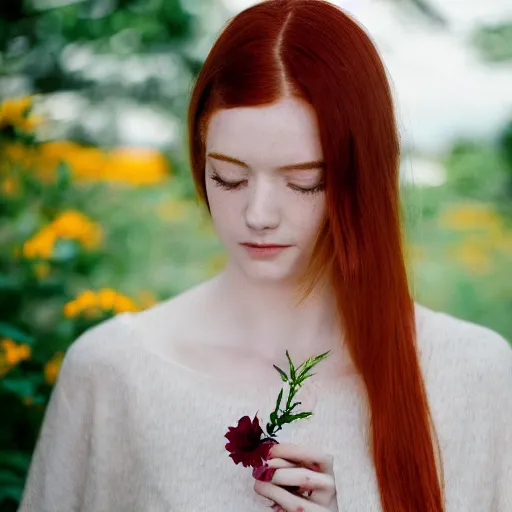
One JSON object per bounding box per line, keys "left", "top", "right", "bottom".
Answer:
{"left": 58, "top": 312, "right": 135, "bottom": 385}
{"left": 59, "top": 278, "right": 219, "bottom": 386}
{"left": 415, "top": 303, "right": 512, "bottom": 395}
{"left": 65, "top": 312, "right": 133, "bottom": 362}
{"left": 127, "top": 277, "right": 221, "bottom": 354}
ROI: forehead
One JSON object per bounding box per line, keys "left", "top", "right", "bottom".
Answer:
{"left": 205, "top": 96, "right": 323, "bottom": 167}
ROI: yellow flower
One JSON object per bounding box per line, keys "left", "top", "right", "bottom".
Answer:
{"left": 64, "top": 288, "right": 141, "bottom": 318}
{"left": 34, "top": 142, "right": 169, "bottom": 185}
{"left": 33, "top": 141, "right": 105, "bottom": 182}
{"left": 51, "top": 210, "right": 103, "bottom": 248}
{"left": 0, "top": 97, "right": 42, "bottom": 133}
{"left": 22, "top": 228, "right": 57, "bottom": 259}
{"left": 1, "top": 143, "right": 38, "bottom": 175}
{"left": 63, "top": 300, "right": 80, "bottom": 318}
{"left": 157, "top": 197, "right": 194, "bottom": 222}
{"left": 23, "top": 211, "right": 103, "bottom": 261}
{"left": 75, "top": 290, "right": 99, "bottom": 310}
{"left": 97, "top": 288, "right": 119, "bottom": 311}
{"left": 439, "top": 203, "right": 503, "bottom": 234}
{"left": 83, "top": 307, "right": 102, "bottom": 319}
{"left": 447, "top": 236, "right": 492, "bottom": 274}
{"left": 44, "top": 352, "right": 64, "bottom": 385}
{"left": 104, "top": 147, "right": 169, "bottom": 185}
{"left": 112, "top": 294, "right": 139, "bottom": 313}
{"left": 1, "top": 176, "right": 20, "bottom": 196}
{"left": 0, "top": 338, "right": 31, "bottom": 376}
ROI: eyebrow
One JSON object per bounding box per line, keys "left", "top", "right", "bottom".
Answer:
{"left": 207, "top": 152, "right": 325, "bottom": 171}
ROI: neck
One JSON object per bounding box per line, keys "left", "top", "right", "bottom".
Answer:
{"left": 210, "top": 263, "right": 345, "bottom": 366}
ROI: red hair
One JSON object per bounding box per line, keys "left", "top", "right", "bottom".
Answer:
{"left": 187, "top": 1, "right": 444, "bottom": 510}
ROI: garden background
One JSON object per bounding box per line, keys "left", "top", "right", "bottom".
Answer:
{"left": 1, "top": 0, "right": 511, "bottom": 509}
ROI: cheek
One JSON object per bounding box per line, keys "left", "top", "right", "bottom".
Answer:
{"left": 206, "top": 186, "right": 241, "bottom": 232}
{"left": 294, "top": 197, "right": 326, "bottom": 239}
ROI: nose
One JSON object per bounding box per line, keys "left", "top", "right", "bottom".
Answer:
{"left": 243, "top": 178, "right": 280, "bottom": 232}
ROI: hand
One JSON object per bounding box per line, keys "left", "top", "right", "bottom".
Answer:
{"left": 253, "top": 442, "right": 339, "bottom": 512}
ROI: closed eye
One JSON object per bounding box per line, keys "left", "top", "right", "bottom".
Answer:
{"left": 288, "top": 183, "right": 325, "bottom": 195}
{"left": 209, "top": 172, "right": 324, "bottom": 195}
{"left": 210, "top": 173, "right": 246, "bottom": 190}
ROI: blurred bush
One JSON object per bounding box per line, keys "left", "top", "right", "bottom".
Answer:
{"left": 0, "top": 93, "right": 223, "bottom": 509}
{"left": 404, "top": 126, "right": 512, "bottom": 341}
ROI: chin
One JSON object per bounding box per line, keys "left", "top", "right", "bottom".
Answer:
{"left": 236, "top": 259, "right": 304, "bottom": 284}
{"left": 223, "top": 244, "right": 310, "bottom": 284}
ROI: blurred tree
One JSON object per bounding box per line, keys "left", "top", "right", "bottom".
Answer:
{"left": 471, "top": 22, "right": 512, "bottom": 63}
{"left": 392, "top": 0, "right": 448, "bottom": 27}
{"left": 0, "top": 0, "right": 219, "bottom": 153}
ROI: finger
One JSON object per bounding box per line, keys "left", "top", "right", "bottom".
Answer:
{"left": 270, "top": 466, "right": 335, "bottom": 505}
{"left": 255, "top": 458, "right": 297, "bottom": 485}
{"left": 270, "top": 467, "right": 333, "bottom": 492}
{"left": 266, "top": 457, "right": 297, "bottom": 469}
{"left": 269, "top": 443, "right": 334, "bottom": 473}
{"left": 254, "top": 480, "right": 323, "bottom": 512}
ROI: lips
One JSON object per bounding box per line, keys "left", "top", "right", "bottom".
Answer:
{"left": 241, "top": 243, "right": 291, "bottom": 248}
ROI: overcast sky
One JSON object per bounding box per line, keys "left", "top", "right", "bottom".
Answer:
{"left": 221, "top": 0, "right": 512, "bottom": 155}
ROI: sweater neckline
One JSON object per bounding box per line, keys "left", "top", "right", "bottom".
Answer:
{"left": 118, "top": 311, "right": 352, "bottom": 394}
{"left": 118, "top": 300, "right": 429, "bottom": 390}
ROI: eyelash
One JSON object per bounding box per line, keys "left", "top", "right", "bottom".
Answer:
{"left": 210, "top": 173, "right": 325, "bottom": 195}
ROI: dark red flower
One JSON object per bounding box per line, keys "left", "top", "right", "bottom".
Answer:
{"left": 225, "top": 413, "right": 278, "bottom": 468}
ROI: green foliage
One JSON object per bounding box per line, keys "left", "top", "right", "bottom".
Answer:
{"left": 471, "top": 22, "right": 512, "bottom": 63}
{"left": 444, "top": 139, "right": 511, "bottom": 204}
{"left": 404, "top": 134, "right": 512, "bottom": 342}
{"left": 0, "top": 2, "right": 219, "bottom": 507}
{"left": 266, "top": 350, "right": 330, "bottom": 438}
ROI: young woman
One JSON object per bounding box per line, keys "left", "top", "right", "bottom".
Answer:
{"left": 19, "top": 1, "right": 512, "bottom": 511}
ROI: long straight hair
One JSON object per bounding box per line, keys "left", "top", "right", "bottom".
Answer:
{"left": 187, "top": 1, "right": 444, "bottom": 510}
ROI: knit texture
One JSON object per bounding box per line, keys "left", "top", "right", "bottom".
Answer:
{"left": 19, "top": 303, "right": 512, "bottom": 511}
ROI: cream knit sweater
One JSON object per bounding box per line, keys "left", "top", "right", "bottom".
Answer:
{"left": 19, "top": 303, "right": 512, "bottom": 511}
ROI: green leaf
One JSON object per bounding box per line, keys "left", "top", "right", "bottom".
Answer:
{"left": 281, "top": 411, "right": 313, "bottom": 425}
{"left": 55, "top": 161, "right": 72, "bottom": 190}
{"left": 297, "top": 350, "right": 331, "bottom": 382}
{"left": 285, "top": 350, "right": 296, "bottom": 381}
{"left": 289, "top": 411, "right": 313, "bottom": 420}
{"left": 289, "top": 401, "right": 301, "bottom": 412}
{"left": 295, "top": 358, "right": 309, "bottom": 374}
{"left": 0, "top": 483, "right": 23, "bottom": 503}
{"left": 52, "top": 239, "right": 79, "bottom": 262}
{"left": 0, "top": 469, "right": 23, "bottom": 486}
{"left": 0, "top": 273, "right": 24, "bottom": 291}
{"left": 275, "top": 388, "right": 283, "bottom": 412}
{"left": 297, "top": 358, "right": 314, "bottom": 379}
{"left": 298, "top": 372, "right": 317, "bottom": 385}
{"left": 273, "top": 364, "right": 288, "bottom": 382}
{"left": 313, "top": 350, "right": 331, "bottom": 363}
{"left": 1, "top": 378, "right": 36, "bottom": 398}
{"left": 0, "top": 451, "right": 31, "bottom": 475}
{"left": 0, "top": 322, "right": 35, "bottom": 345}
